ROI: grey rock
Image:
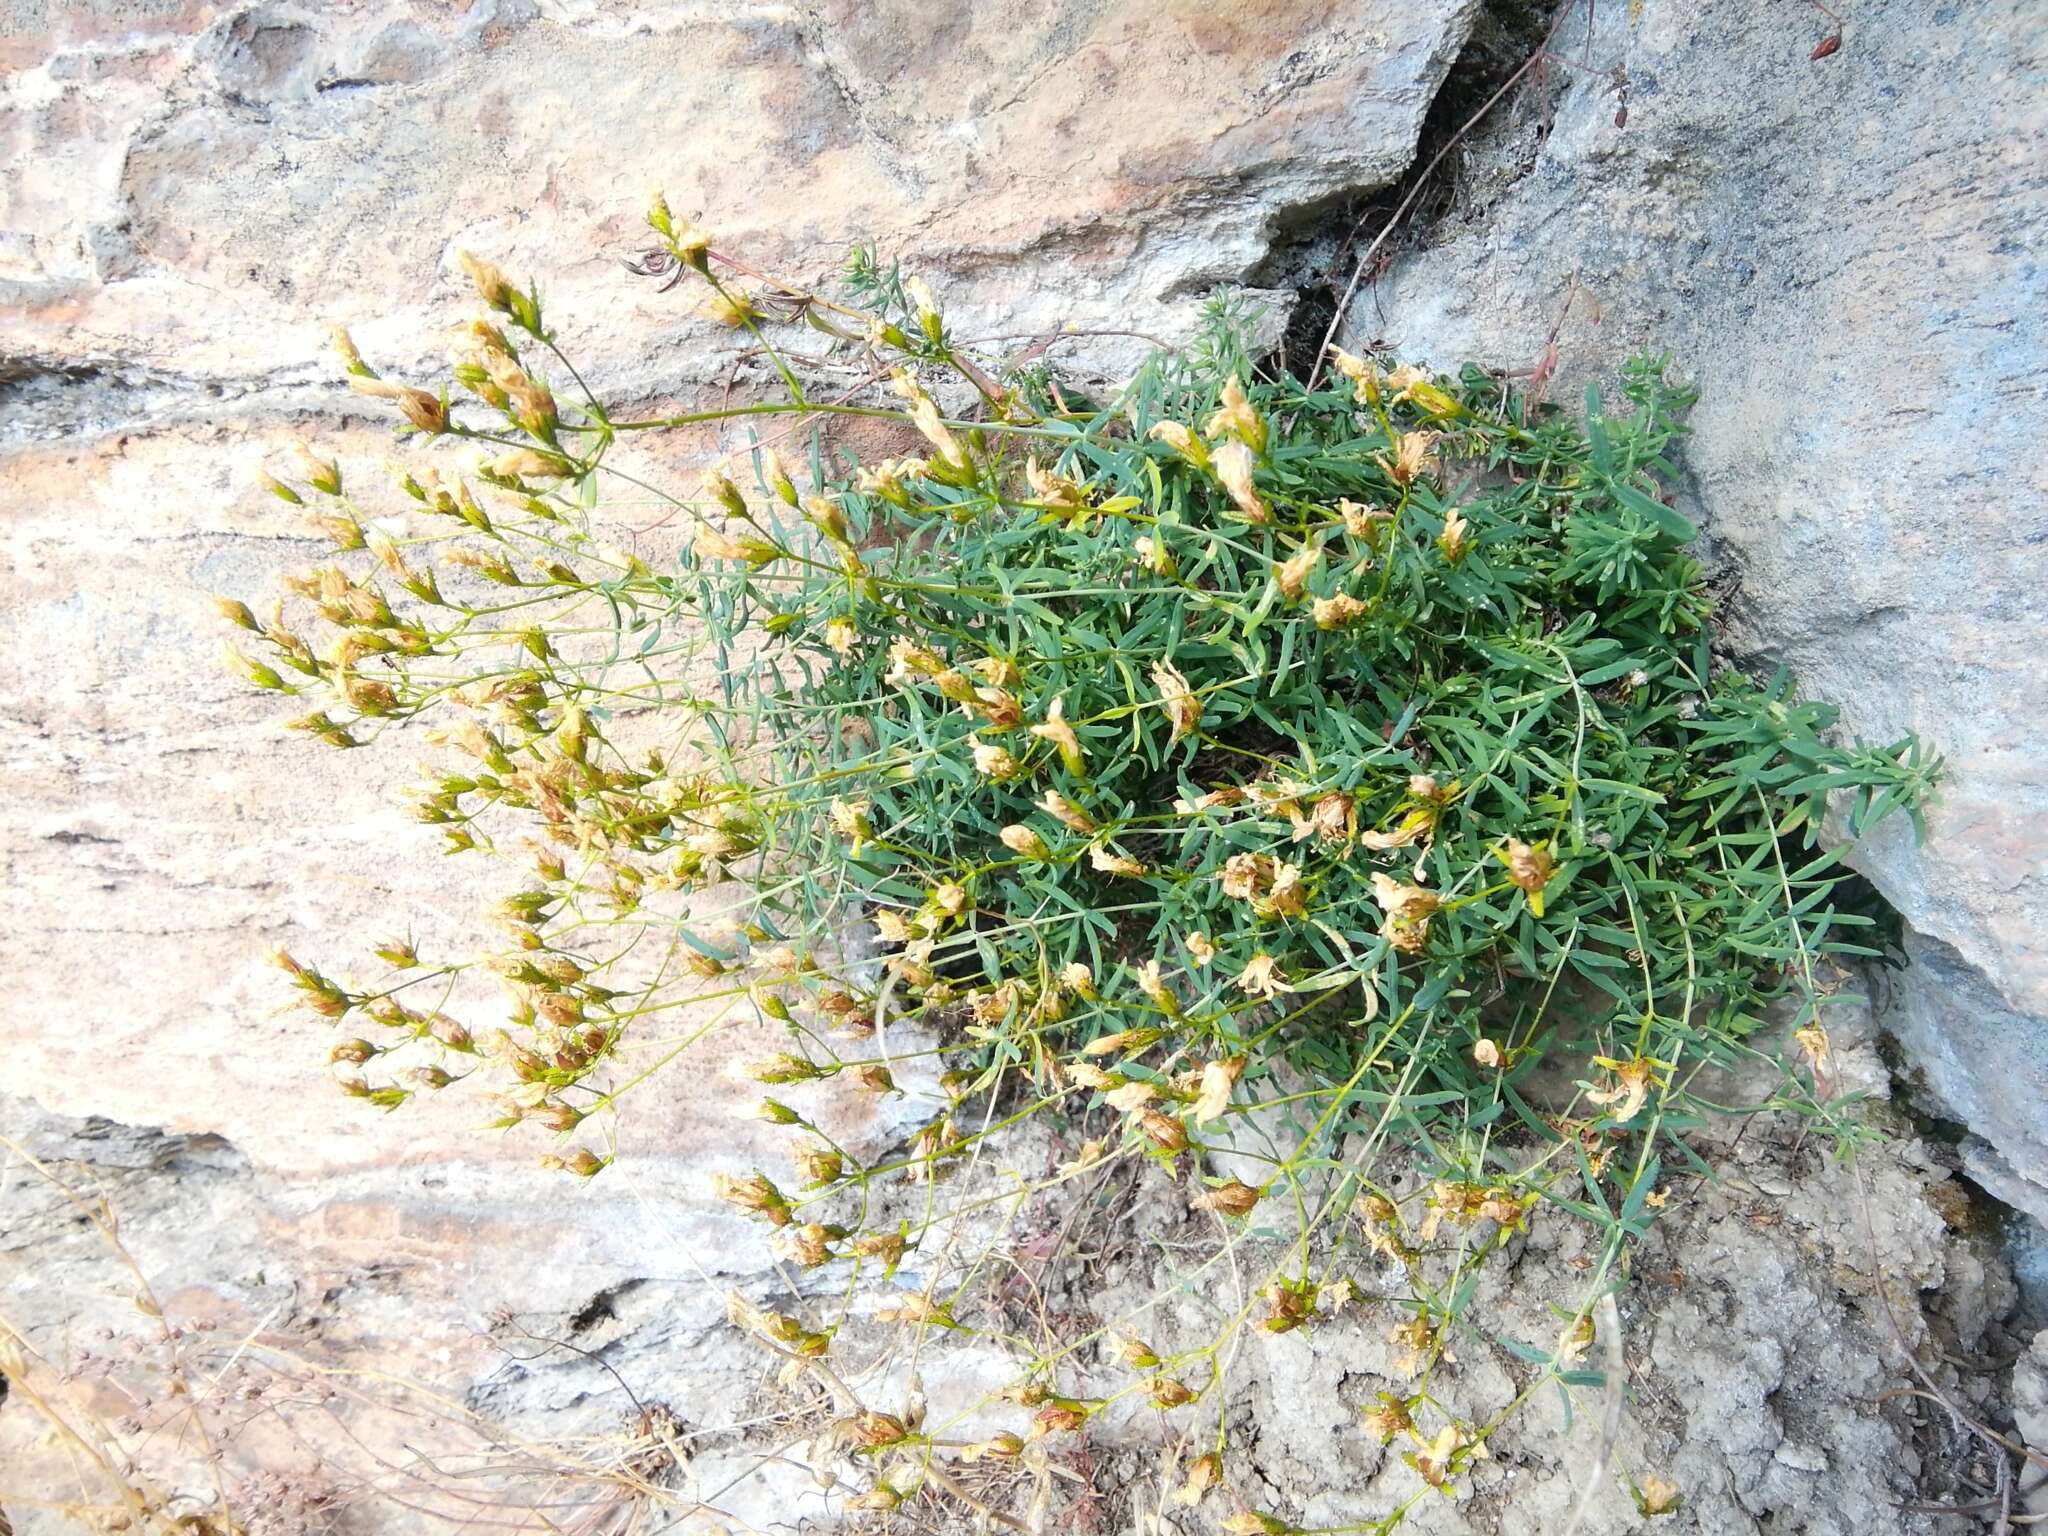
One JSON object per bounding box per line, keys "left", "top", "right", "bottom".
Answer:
{"left": 1363, "top": 0, "right": 2048, "bottom": 1217}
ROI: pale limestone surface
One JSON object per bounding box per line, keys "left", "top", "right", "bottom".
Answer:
{"left": 0, "top": 2, "right": 1482, "bottom": 1529}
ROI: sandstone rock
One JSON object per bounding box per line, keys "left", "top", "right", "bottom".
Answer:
{"left": 3, "top": 0, "right": 1481, "bottom": 393}
{"left": 0, "top": 3, "right": 1483, "bottom": 1529}
{"left": 1361, "top": 0, "right": 2048, "bottom": 1220}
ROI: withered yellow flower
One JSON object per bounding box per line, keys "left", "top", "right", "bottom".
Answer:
{"left": 854, "top": 456, "right": 928, "bottom": 500}
{"left": 1501, "top": 836, "right": 1556, "bottom": 914}
{"left": 1377, "top": 429, "right": 1441, "bottom": 487}
{"left": 1147, "top": 419, "right": 1211, "bottom": 473}
{"left": 1039, "top": 789, "right": 1098, "bottom": 834}
{"left": 702, "top": 287, "right": 760, "bottom": 327}
{"left": 1031, "top": 696, "right": 1086, "bottom": 775}
{"left": 1235, "top": 952, "right": 1292, "bottom": 999}
{"left": 1386, "top": 364, "right": 1462, "bottom": 417}
{"left": 1386, "top": 1315, "right": 1437, "bottom": 1375}
{"left": 823, "top": 617, "right": 858, "bottom": 653}
{"left": 1081, "top": 1026, "right": 1164, "bottom": 1058}
{"left": 1192, "top": 1055, "right": 1245, "bottom": 1124}
{"left": 486, "top": 448, "right": 568, "bottom": 481}
{"left": 1184, "top": 932, "right": 1216, "bottom": 967}
{"left": 1135, "top": 959, "right": 1179, "bottom": 1016}
{"left": 963, "top": 685, "right": 1022, "bottom": 730}
{"left": 477, "top": 348, "right": 555, "bottom": 431}
{"left": 972, "top": 739, "right": 1020, "bottom": 778}
{"left": 1289, "top": 792, "right": 1355, "bottom": 846}
{"left": 1360, "top": 1393, "right": 1415, "bottom": 1444}
{"left": 903, "top": 274, "right": 941, "bottom": 332}
{"left": 1176, "top": 1451, "right": 1223, "bottom": 1506}
{"left": 1313, "top": 592, "right": 1369, "bottom": 629}
{"left": 1265, "top": 860, "right": 1308, "bottom": 918}
{"left": 1133, "top": 534, "right": 1178, "bottom": 577}
{"left": 1203, "top": 374, "right": 1265, "bottom": 452}
{"left": 1411, "top": 1423, "right": 1484, "bottom": 1489}
{"left": 827, "top": 796, "right": 870, "bottom": 855}
{"left": 457, "top": 249, "right": 514, "bottom": 311}
{"left": 1151, "top": 659, "right": 1202, "bottom": 741}
{"left": 1211, "top": 439, "right": 1268, "bottom": 522}
{"left": 1360, "top": 817, "right": 1430, "bottom": 852}
{"left": 1088, "top": 842, "right": 1148, "bottom": 877}
{"left": 892, "top": 372, "right": 971, "bottom": 474}
{"left": 1383, "top": 363, "right": 1428, "bottom": 400}
{"left": 1104, "top": 1079, "right": 1159, "bottom": 1114}
{"left": 998, "top": 823, "right": 1044, "bottom": 858}
{"left": 349, "top": 376, "right": 447, "bottom": 434}
{"left": 1148, "top": 1376, "right": 1196, "bottom": 1408}
{"left": 1328, "top": 345, "right": 1378, "bottom": 405}
{"left": 712, "top": 1171, "right": 790, "bottom": 1225}
{"left": 330, "top": 325, "right": 365, "bottom": 374}
{"left": 1025, "top": 456, "right": 1089, "bottom": 513}
{"left": 1438, "top": 506, "right": 1472, "bottom": 563}
{"left": 1339, "top": 497, "right": 1392, "bottom": 541}
{"left": 961, "top": 1432, "right": 1026, "bottom": 1464}
{"left": 693, "top": 526, "right": 777, "bottom": 566}
{"left": 1273, "top": 540, "right": 1321, "bottom": 599}
{"left": 1136, "top": 1108, "right": 1188, "bottom": 1151}
{"left": 1637, "top": 1474, "right": 1683, "bottom": 1516}
{"left": 1586, "top": 1054, "right": 1662, "bottom": 1122}
{"left": 1218, "top": 852, "right": 1306, "bottom": 918}
{"left": 886, "top": 637, "right": 943, "bottom": 684}
{"left": 667, "top": 215, "right": 712, "bottom": 271}
{"left": 1371, "top": 872, "right": 1440, "bottom": 953}
{"left": 1218, "top": 851, "right": 1267, "bottom": 904}
{"left": 1191, "top": 1179, "right": 1261, "bottom": 1217}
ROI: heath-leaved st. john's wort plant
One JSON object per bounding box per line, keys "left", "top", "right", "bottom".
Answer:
{"left": 225, "top": 199, "right": 1937, "bottom": 1530}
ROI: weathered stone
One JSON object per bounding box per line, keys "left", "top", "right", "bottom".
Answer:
{"left": 1361, "top": 0, "right": 2048, "bottom": 1218}
{"left": 0, "top": 2, "right": 1484, "bottom": 1529}
{"left": 4, "top": 0, "right": 1480, "bottom": 392}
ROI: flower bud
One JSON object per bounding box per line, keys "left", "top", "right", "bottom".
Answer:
{"left": 458, "top": 250, "right": 514, "bottom": 313}
{"left": 349, "top": 376, "right": 448, "bottom": 435}
{"left": 1137, "top": 1108, "right": 1189, "bottom": 1152}
{"left": 330, "top": 325, "right": 369, "bottom": 377}
{"left": 1192, "top": 1179, "right": 1262, "bottom": 1217}
{"left": 999, "top": 824, "right": 1050, "bottom": 859}
{"left": 794, "top": 1145, "right": 843, "bottom": 1186}
{"left": 212, "top": 595, "right": 259, "bottom": 631}
{"left": 803, "top": 495, "right": 849, "bottom": 543}
{"left": 973, "top": 740, "right": 1021, "bottom": 779}
{"left": 759, "top": 448, "right": 798, "bottom": 506}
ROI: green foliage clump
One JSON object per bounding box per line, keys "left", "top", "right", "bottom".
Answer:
{"left": 230, "top": 213, "right": 1936, "bottom": 1526}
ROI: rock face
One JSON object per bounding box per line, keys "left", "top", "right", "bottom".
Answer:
{"left": 0, "top": 2, "right": 1482, "bottom": 1531}
{"left": 1363, "top": 0, "right": 2048, "bottom": 1218}
{"left": 2, "top": 0, "right": 1479, "bottom": 393}
{"left": 2, "top": 1, "right": 2043, "bottom": 1531}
